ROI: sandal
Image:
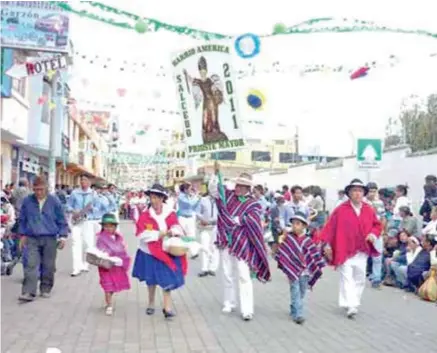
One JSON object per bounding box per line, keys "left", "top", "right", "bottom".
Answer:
{"left": 105, "top": 306, "right": 113, "bottom": 316}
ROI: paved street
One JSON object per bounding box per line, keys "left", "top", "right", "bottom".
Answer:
{"left": 2, "top": 221, "right": 436, "bottom": 353}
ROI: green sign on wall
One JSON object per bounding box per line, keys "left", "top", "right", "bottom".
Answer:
{"left": 356, "top": 138, "right": 382, "bottom": 169}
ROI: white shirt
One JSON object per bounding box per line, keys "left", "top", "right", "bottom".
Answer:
{"left": 393, "top": 196, "right": 412, "bottom": 218}
{"left": 196, "top": 195, "right": 218, "bottom": 227}
{"left": 137, "top": 196, "right": 148, "bottom": 205}
{"left": 422, "top": 219, "right": 437, "bottom": 236}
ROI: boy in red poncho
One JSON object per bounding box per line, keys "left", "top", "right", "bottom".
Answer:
{"left": 321, "top": 179, "right": 382, "bottom": 319}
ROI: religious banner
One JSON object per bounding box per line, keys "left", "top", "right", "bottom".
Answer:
{"left": 172, "top": 43, "right": 246, "bottom": 156}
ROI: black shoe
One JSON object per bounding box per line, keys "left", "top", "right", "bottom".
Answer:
{"left": 208, "top": 271, "right": 216, "bottom": 276}
{"left": 18, "top": 293, "right": 35, "bottom": 302}
{"left": 294, "top": 317, "right": 305, "bottom": 325}
{"left": 5, "top": 265, "right": 13, "bottom": 276}
{"left": 162, "top": 309, "right": 176, "bottom": 319}
{"left": 146, "top": 307, "right": 155, "bottom": 315}
{"left": 198, "top": 271, "right": 209, "bottom": 277}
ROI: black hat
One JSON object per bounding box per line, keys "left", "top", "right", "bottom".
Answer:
{"left": 345, "top": 178, "right": 368, "bottom": 196}
{"left": 100, "top": 213, "right": 118, "bottom": 225}
{"left": 367, "top": 182, "right": 378, "bottom": 190}
{"left": 289, "top": 211, "right": 309, "bottom": 226}
{"left": 145, "top": 183, "right": 168, "bottom": 200}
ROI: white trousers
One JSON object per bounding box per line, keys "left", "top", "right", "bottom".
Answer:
{"left": 221, "top": 250, "right": 254, "bottom": 315}
{"left": 71, "top": 220, "right": 98, "bottom": 272}
{"left": 338, "top": 252, "right": 367, "bottom": 309}
{"left": 199, "top": 227, "right": 219, "bottom": 272}
{"left": 178, "top": 216, "right": 196, "bottom": 238}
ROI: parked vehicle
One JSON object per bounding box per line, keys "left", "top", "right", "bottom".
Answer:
{"left": 35, "top": 14, "right": 68, "bottom": 34}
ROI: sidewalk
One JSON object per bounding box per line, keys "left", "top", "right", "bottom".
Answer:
{"left": 1, "top": 221, "right": 436, "bottom": 353}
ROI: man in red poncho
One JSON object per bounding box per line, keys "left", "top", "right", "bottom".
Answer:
{"left": 321, "top": 179, "right": 382, "bottom": 319}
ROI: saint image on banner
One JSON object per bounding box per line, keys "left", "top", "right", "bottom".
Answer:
{"left": 184, "top": 56, "right": 227, "bottom": 144}
{"left": 172, "top": 44, "right": 245, "bottom": 156}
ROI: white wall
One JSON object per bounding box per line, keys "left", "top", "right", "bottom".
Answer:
{"left": 253, "top": 146, "right": 437, "bottom": 213}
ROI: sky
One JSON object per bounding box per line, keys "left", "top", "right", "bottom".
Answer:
{"left": 69, "top": 0, "right": 437, "bottom": 157}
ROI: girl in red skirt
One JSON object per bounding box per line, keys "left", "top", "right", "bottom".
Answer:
{"left": 96, "top": 213, "right": 131, "bottom": 315}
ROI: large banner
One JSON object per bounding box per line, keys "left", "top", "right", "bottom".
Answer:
{"left": 172, "top": 43, "right": 246, "bottom": 156}
{"left": 1, "top": 1, "right": 70, "bottom": 53}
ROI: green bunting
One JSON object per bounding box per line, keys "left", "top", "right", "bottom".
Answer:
{"left": 52, "top": 1, "right": 437, "bottom": 40}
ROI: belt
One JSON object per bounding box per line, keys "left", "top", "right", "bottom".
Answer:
{"left": 179, "top": 215, "right": 192, "bottom": 218}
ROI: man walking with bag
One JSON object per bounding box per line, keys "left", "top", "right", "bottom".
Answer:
{"left": 67, "top": 174, "right": 101, "bottom": 276}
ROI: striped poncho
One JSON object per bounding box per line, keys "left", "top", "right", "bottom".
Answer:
{"left": 216, "top": 189, "right": 271, "bottom": 282}
{"left": 275, "top": 233, "right": 325, "bottom": 287}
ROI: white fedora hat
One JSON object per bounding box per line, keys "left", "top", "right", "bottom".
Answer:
{"left": 232, "top": 173, "right": 254, "bottom": 187}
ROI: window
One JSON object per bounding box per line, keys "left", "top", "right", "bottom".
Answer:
{"left": 274, "top": 140, "right": 285, "bottom": 145}
{"left": 175, "top": 170, "right": 180, "bottom": 178}
{"left": 247, "top": 138, "right": 262, "bottom": 144}
{"left": 181, "top": 151, "right": 186, "bottom": 158}
{"left": 180, "top": 169, "right": 185, "bottom": 177}
{"left": 41, "top": 81, "right": 51, "bottom": 124}
{"left": 251, "top": 151, "right": 271, "bottom": 162}
{"left": 216, "top": 151, "right": 236, "bottom": 161}
{"left": 12, "top": 78, "right": 26, "bottom": 97}
{"left": 279, "top": 152, "right": 300, "bottom": 163}
{"left": 176, "top": 152, "right": 180, "bottom": 158}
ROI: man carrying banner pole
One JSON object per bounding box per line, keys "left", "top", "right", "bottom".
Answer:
{"left": 208, "top": 161, "right": 270, "bottom": 321}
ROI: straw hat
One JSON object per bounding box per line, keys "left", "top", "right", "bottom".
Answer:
{"left": 232, "top": 173, "right": 254, "bottom": 187}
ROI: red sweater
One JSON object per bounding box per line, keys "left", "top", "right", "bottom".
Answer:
{"left": 321, "top": 201, "right": 382, "bottom": 266}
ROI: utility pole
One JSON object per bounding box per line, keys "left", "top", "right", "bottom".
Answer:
{"left": 48, "top": 72, "right": 60, "bottom": 193}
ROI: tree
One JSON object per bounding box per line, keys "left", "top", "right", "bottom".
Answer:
{"left": 384, "top": 94, "right": 437, "bottom": 152}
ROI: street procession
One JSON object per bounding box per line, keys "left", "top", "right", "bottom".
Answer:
{"left": 1, "top": 1, "right": 437, "bottom": 353}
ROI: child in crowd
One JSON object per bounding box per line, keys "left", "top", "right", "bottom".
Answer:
{"left": 273, "top": 212, "right": 325, "bottom": 325}
{"left": 95, "top": 213, "right": 131, "bottom": 316}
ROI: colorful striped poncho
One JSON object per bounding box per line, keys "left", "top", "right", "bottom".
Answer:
{"left": 216, "top": 188, "right": 271, "bottom": 282}
{"left": 275, "top": 233, "right": 325, "bottom": 287}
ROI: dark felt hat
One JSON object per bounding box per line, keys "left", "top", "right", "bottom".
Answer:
{"left": 289, "top": 211, "right": 309, "bottom": 226}
{"left": 145, "top": 183, "right": 168, "bottom": 200}
{"left": 345, "top": 178, "right": 368, "bottom": 196}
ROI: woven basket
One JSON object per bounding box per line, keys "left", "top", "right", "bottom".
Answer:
{"left": 86, "top": 252, "right": 114, "bottom": 270}
{"left": 166, "top": 246, "right": 189, "bottom": 257}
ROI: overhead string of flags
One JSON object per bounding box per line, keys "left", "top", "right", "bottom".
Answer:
{"left": 71, "top": 49, "right": 437, "bottom": 80}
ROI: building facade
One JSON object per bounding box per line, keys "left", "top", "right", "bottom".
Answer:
{"left": 1, "top": 48, "right": 108, "bottom": 188}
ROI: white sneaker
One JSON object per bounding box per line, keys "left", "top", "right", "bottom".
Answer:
{"left": 70, "top": 270, "right": 81, "bottom": 277}
{"left": 105, "top": 306, "right": 113, "bottom": 316}
{"left": 81, "top": 266, "right": 89, "bottom": 272}
{"left": 222, "top": 304, "right": 235, "bottom": 313}
{"left": 346, "top": 307, "right": 358, "bottom": 319}
{"left": 242, "top": 313, "right": 253, "bottom": 321}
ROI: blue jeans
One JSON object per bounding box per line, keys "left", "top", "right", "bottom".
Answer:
{"left": 369, "top": 237, "right": 383, "bottom": 285}
{"left": 290, "top": 275, "right": 308, "bottom": 319}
